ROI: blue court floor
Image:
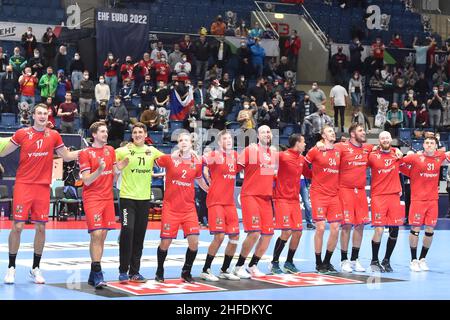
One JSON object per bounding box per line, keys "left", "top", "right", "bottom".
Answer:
{"left": 1, "top": 224, "right": 450, "bottom": 300}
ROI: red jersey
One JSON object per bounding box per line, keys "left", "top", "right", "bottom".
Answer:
{"left": 11, "top": 127, "right": 64, "bottom": 185}
{"left": 103, "top": 59, "right": 119, "bottom": 77}
{"left": 273, "top": 149, "right": 311, "bottom": 202}
{"left": 402, "top": 152, "right": 449, "bottom": 201}
{"left": 368, "top": 149, "right": 402, "bottom": 196}
{"left": 156, "top": 154, "right": 202, "bottom": 213}
{"left": 154, "top": 62, "right": 171, "bottom": 83}
{"left": 305, "top": 146, "right": 341, "bottom": 197}
{"left": 79, "top": 145, "right": 116, "bottom": 201}
{"left": 20, "top": 75, "right": 38, "bottom": 97}
{"left": 120, "top": 63, "right": 136, "bottom": 81}
{"left": 139, "top": 59, "right": 154, "bottom": 77}
{"left": 335, "top": 142, "right": 373, "bottom": 189}
{"left": 238, "top": 144, "right": 276, "bottom": 197}
{"left": 204, "top": 150, "right": 238, "bottom": 207}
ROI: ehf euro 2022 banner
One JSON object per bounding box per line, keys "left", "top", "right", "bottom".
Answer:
{"left": 96, "top": 8, "right": 149, "bottom": 74}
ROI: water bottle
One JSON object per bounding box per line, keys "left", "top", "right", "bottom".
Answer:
{"left": 1, "top": 207, "right": 5, "bottom": 220}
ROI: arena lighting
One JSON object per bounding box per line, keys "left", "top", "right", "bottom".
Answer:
{"left": 274, "top": 13, "right": 284, "bottom": 19}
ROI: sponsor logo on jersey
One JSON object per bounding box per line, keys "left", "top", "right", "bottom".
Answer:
{"left": 27, "top": 151, "right": 49, "bottom": 158}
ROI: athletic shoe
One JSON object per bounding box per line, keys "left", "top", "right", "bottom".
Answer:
{"left": 181, "top": 271, "right": 195, "bottom": 283}
{"left": 283, "top": 262, "right": 300, "bottom": 274}
{"left": 247, "top": 265, "right": 265, "bottom": 277}
{"left": 30, "top": 268, "right": 45, "bottom": 284}
{"left": 93, "top": 271, "right": 107, "bottom": 288}
{"left": 4, "top": 267, "right": 15, "bottom": 284}
{"left": 316, "top": 263, "right": 329, "bottom": 274}
{"left": 232, "top": 266, "right": 251, "bottom": 279}
{"left": 381, "top": 259, "right": 393, "bottom": 273}
{"left": 370, "top": 260, "right": 385, "bottom": 273}
{"left": 88, "top": 271, "right": 94, "bottom": 286}
{"left": 352, "top": 259, "right": 366, "bottom": 272}
{"left": 155, "top": 272, "right": 164, "bottom": 283}
{"left": 200, "top": 269, "right": 219, "bottom": 282}
{"left": 306, "top": 223, "right": 316, "bottom": 230}
{"left": 118, "top": 273, "right": 129, "bottom": 283}
{"left": 340, "top": 260, "right": 353, "bottom": 273}
{"left": 129, "top": 273, "right": 147, "bottom": 283}
{"left": 410, "top": 259, "right": 421, "bottom": 272}
{"left": 218, "top": 269, "right": 240, "bottom": 281}
{"left": 419, "top": 258, "right": 429, "bottom": 271}
{"left": 270, "top": 262, "right": 284, "bottom": 274}
{"left": 325, "top": 263, "right": 338, "bottom": 274}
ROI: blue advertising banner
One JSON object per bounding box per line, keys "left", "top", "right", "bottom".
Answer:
{"left": 96, "top": 8, "right": 149, "bottom": 75}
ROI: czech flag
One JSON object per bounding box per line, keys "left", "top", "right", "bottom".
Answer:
{"left": 169, "top": 86, "right": 194, "bottom": 120}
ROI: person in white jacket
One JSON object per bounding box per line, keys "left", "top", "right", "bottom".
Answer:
{"left": 95, "top": 75, "right": 111, "bottom": 105}
{"left": 208, "top": 79, "right": 227, "bottom": 109}
{"left": 174, "top": 54, "right": 192, "bottom": 81}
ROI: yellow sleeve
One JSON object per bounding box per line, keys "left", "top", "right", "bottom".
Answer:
{"left": 0, "top": 137, "right": 11, "bottom": 153}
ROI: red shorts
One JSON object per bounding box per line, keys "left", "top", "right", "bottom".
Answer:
{"left": 208, "top": 204, "right": 239, "bottom": 235}
{"left": 371, "top": 194, "right": 405, "bottom": 227}
{"left": 339, "top": 188, "right": 370, "bottom": 225}
{"left": 241, "top": 196, "right": 274, "bottom": 235}
{"left": 408, "top": 200, "right": 438, "bottom": 227}
{"left": 84, "top": 200, "right": 116, "bottom": 233}
{"left": 310, "top": 193, "right": 342, "bottom": 223}
{"left": 274, "top": 200, "right": 303, "bottom": 231}
{"left": 13, "top": 183, "right": 50, "bottom": 223}
{"left": 161, "top": 208, "right": 200, "bottom": 239}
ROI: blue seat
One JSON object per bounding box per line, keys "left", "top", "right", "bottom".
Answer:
{"left": 282, "top": 124, "right": 295, "bottom": 136}
{"left": 227, "top": 122, "right": 241, "bottom": 131}
{"left": 124, "top": 130, "right": 132, "bottom": 142}
{"left": 169, "top": 120, "right": 184, "bottom": 131}
{"left": 0, "top": 113, "right": 17, "bottom": 126}
{"left": 411, "top": 139, "right": 424, "bottom": 152}
{"left": 399, "top": 128, "right": 412, "bottom": 144}
{"left": 279, "top": 136, "right": 289, "bottom": 146}
{"left": 148, "top": 131, "right": 164, "bottom": 144}
{"left": 154, "top": 144, "right": 174, "bottom": 155}
{"left": 73, "top": 117, "right": 81, "bottom": 131}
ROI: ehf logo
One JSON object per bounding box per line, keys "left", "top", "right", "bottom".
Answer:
{"left": 317, "top": 207, "right": 324, "bottom": 214}
{"left": 344, "top": 210, "right": 350, "bottom": 217}
{"left": 375, "top": 213, "right": 381, "bottom": 220}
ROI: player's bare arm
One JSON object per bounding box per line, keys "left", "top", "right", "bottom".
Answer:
{"left": 56, "top": 147, "right": 81, "bottom": 162}
{"left": 81, "top": 158, "right": 106, "bottom": 186}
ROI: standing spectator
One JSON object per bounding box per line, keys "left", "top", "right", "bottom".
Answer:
{"left": 18, "top": 66, "right": 38, "bottom": 109}
{"left": 392, "top": 69, "right": 407, "bottom": 106}
{"left": 174, "top": 54, "right": 192, "bottom": 82}
{"left": 0, "top": 65, "right": 19, "bottom": 114}
{"left": 442, "top": 92, "right": 450, "bottom": 127}
{"left": 236, "top": 40, "right": 252, "bottom": 79}
{"left": 138, "top": 74, "right": 154, "bottom": 109}
{"left": 329, "top": 46, "right": 348, "bottom": 86}
{"left": 212, "top": 36, "right": 231, "bottom": 79}
{"left": 298, "top": 94, "right": 318, "bottom": 125}
{"left": 403, "top": 89, "right": 418, "bottom": 128}
{"left": 200, "top": 104, "right": 215, "bottom": 129}
{"left": 248, "top": 77, "right": 268, "bottom": 107}
{"left": 257, "top": 102, "right": 279, "bottom": 129}
{"left": 38, "top": 66, "right": 58, "bottom": 100}
{"left": 55, "top": 70, "right": 72, "bottom": 106}
{"left": 416, "top": 103, "right": 429, "bottom": 128}
{"left": 284, "top": 30, "right": 301, "bottom": 70}
{"left": 95, "top": 75, "right": 110, "bottom": 106}
{"left": 232, "top": 75, "right": 248, "bottom": 100}
{"left": 138, "top": 52, "right": 154, "bottom": 82}
{"left": 168, "top": 43, "right": 183, "bottom": 71}
{"left": 275, "top": 56, "right": 292, "bottom": 80}
{"left": 330, "top": 82, "right": 349, "bottom": 132}
{"left": 140, "top": 105, "right": 163, "bottom": 131}
{"left": 413, "top": 36, "right": 433, "bottom": 76}
{"left": 154, "top": 80, "right": 170, "bottom": 109}
{"left": 348, "top": 70, "right": 363, "bottom": 108}
{"left": 250, "top": 38, "right": 266, "bottom": 79}
{"left": 120, "top": 56, "right": 139, "bottom": 91}
{"left": 427, "top": 86, "right": 443, "bottom": 129}
{"left": 180, "top": 34, "right": 194, "bottom": 63}
{"left": 384, "top": 102, "right": 403, "bottom": 138}
{"left": 368, "top": 69, "right": 385, "bottom": 115}
{"left": 390, "top": 33, "right": 405, "bottom": 48}
{"left": 349, "top": 37, "right": 364, "bottom": 74}
{"left": 28, "top": 49, "right": 45, "bottom": 79}
{"left": 108, "top": 97, "right": 129, "bottom": 148}
{"left": 9, "top": 47, "right": 27, "bottom": 77}
{"left": 249, "top": 22, "right": 263, "bottom": 39}
{"left": 54, "top": 45, "right": 69, "bottom": 75}
{"left": 307, "top": 82, "right": 327, "bottom": 107}
{"left": 42, "top": 27, "right": 58, "bottom": 68}
{"left": 57, "top": 92, "right": 78, "bottom": 133}
{"left": 103, "top": 52, "right": 119, "bottom": 97}
{"left": 208, "top": 79, "right": 227, "bottom": 109}
{"left": 21, "top": 27, "right": 37, "bottom": 60}
{"left": 432, "top": 65, "right": 447, "bottom": 85}
{"left": 210, "top": 15, "right": 226, "bottom": 36}
{"left": 45, "top": 97, "right": 58, "bottom": 129}
{"left": 302, "top": 104, "right": 333, "bottom": 144}
{"left": 93, "top": 101, "right": 108, "bottom": 123}
{"left": 69, "top": 52, "right": 85, "bottom": 91}
{"left": 414, "top": 72, "right": 429, "bottom": 105}
{"left": 194, "top": 80, "right": 206, "bottom": 106}
{"left": 351, "top": 107, "right": 371, "bottom": 131}
{"left": 193, "top": 35, "right": 210, "bottom": 81}
{"left": 154, "top": 57, "right": 171, "bottom": 84}
{"left": 237, "top": 100, "right": 256, "bottom": 130}
{"left": 371, "top": 37, "right": 385, "bottom": 70}
{"left": 235, "top": 20, "right": 249, "bottom": 37}
{"left": 0, "top": 47, "right": 8, "bottom": 79}
{"left": 150, "top": 41, "right": 168, "bottom": 63}
{"left": 79, "top": 71, "right": 95, "bottom": 129}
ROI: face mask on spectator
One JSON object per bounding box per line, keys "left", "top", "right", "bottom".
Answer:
{"left": 182, "top": 57, "right": 187, "bottom": 62}
{"left": 47, "top": 71, "right": 53, "bottom": 75}
{"left": 150, "top": 106, "right": 155, "bottom": 111}
{"left": 240, "top": 42, "right": 246, "bottom": 47}
{"left": 114, "top": 100, "right": 121, "bottom": 106}
{"left": 434, "top": 89, "right": 439, "bottom": 94}
{"left": 84, "top": 74, "right": 89, "bottom": 80}
{"left": 161, "top": 58, "right": 166, "bottom": 63}
{"left": 126, "top": 60, "right": 132, "bottom": 64}
{"left": 108, "top": 55, "right": 114, "bottom": 60}
{"left": 34, "top": 53, "right": 39, "bottom": 58}
{"left": 243, "top": 104, "right": 250, "bottom": 109}
{"left": 75, "top": 55, "right": 80, "bottom": 60}
{"left": 99, "top": 79, "right": 105, "bottom": 83}
{"left": 27, "top": 31, "right": 32, "bottom": 36}
{"left": 26, "top": 71, "right": 31, "bottom": 76}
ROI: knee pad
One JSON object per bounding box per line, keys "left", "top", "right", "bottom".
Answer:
{"left": 389, "top": 226, "right": 399, "bottom": 239}
{"left": 410, "top": 230, "right": 420, "bottom": 237}
{"left": 425, "top": 231, "right": 434, "bottom": 237}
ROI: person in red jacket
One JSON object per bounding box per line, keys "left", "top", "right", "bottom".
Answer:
{"left": 390, "top": 33, "right": 405, "bottom": 48}
{"left": 371, "top": 37, "right": 385, "bottom": 70}
{"left": 284, "top": 30, "right": 301, "bottom": 70}
{"left": 18, "top": 66, "right": 38, "bottom": 108}
{"left": 120, "top": 56, "right": 139, "bottom": 91}
{"left": 138, "top": 52, "right": 154, "bottom": 79}
{"left": 153, "top": 56, "right": 171, "bottom": 84}
{"left": 103, "top": 52, "right": 120, "bottom": 97}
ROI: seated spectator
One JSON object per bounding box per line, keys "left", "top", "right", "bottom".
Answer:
{"left": 235, "top": 20, "right": 249, "bottom": 37}
{"left": 262, "top": 24, "right": 277, "bottom": 39}
{"left": 18, "top": 66, "right": 38, "bottom": 109}
{"left": 351, "top": 107, "right": 371, "bottom": 131}
{"left": 95, "top": 75, "right": 110, "bottom": 106}
{"left": 38, "top": 66, "right": 58, "bottom": 101}
{"left": 0, "top": 65, "right": 19, "bottom": 114}
{"left": 57, "top": 92, "right": 78, "bottom": 133}
{"left": 45, "top": 96, "right": 58, "bottom": 129}
{"left": 186, "top": 105, "right": 200, "bottom": 132}
{"left": 9, "top": 47, "right": 27, "bottom": 77}
{"left": 200, "top": 103, "right": 215, "bottom": 129}
{"left": 404, "top": 65, "right": 419, "bottom": 87}
{"left": 385, "top": 102, "right": 403, "bottom": 138}
{"left": 248, "top": 77, "right": 268, "bottom": 107}
{"left": 432, "top": 65, "right": 447, "bottom": 85}
{"left": 208, "top": 79, "right": 227, "bottom": 109}
{"left": 93, "top": 100, "right": 108, "bottom": 123}
{"left": 275, "top": 56, "right": 292, "bottom": 80}
{"left": 140, "top": 105, "right": 163, "bottom": 131}
{"left": 403, "top": 89, "right": 418, "bottom": 128}
{"left": 232, "top": 75, "right": 248, "bottom": 100}
{"left": 210, "top": 15, "right": 226, "bottom": 36}
{"left": 174, "top": 54, "right": 192, "bottom": 81}
{"left": 390, "top": 33, "right": 405, "bottom": 48}
{"left": 416, "top": 103, "right": 429, "bottom": 128}
{"left": 298, "top": 94, "right": 317, "bottom": 125}
{"left": 119, "top": 78, "right": 134, "bottom": 108}
{"left": 237, "top": 100, "right": 257, "bottom": 130}
{"left": 55, "top": 69, "right": 72, "bottom": 106}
